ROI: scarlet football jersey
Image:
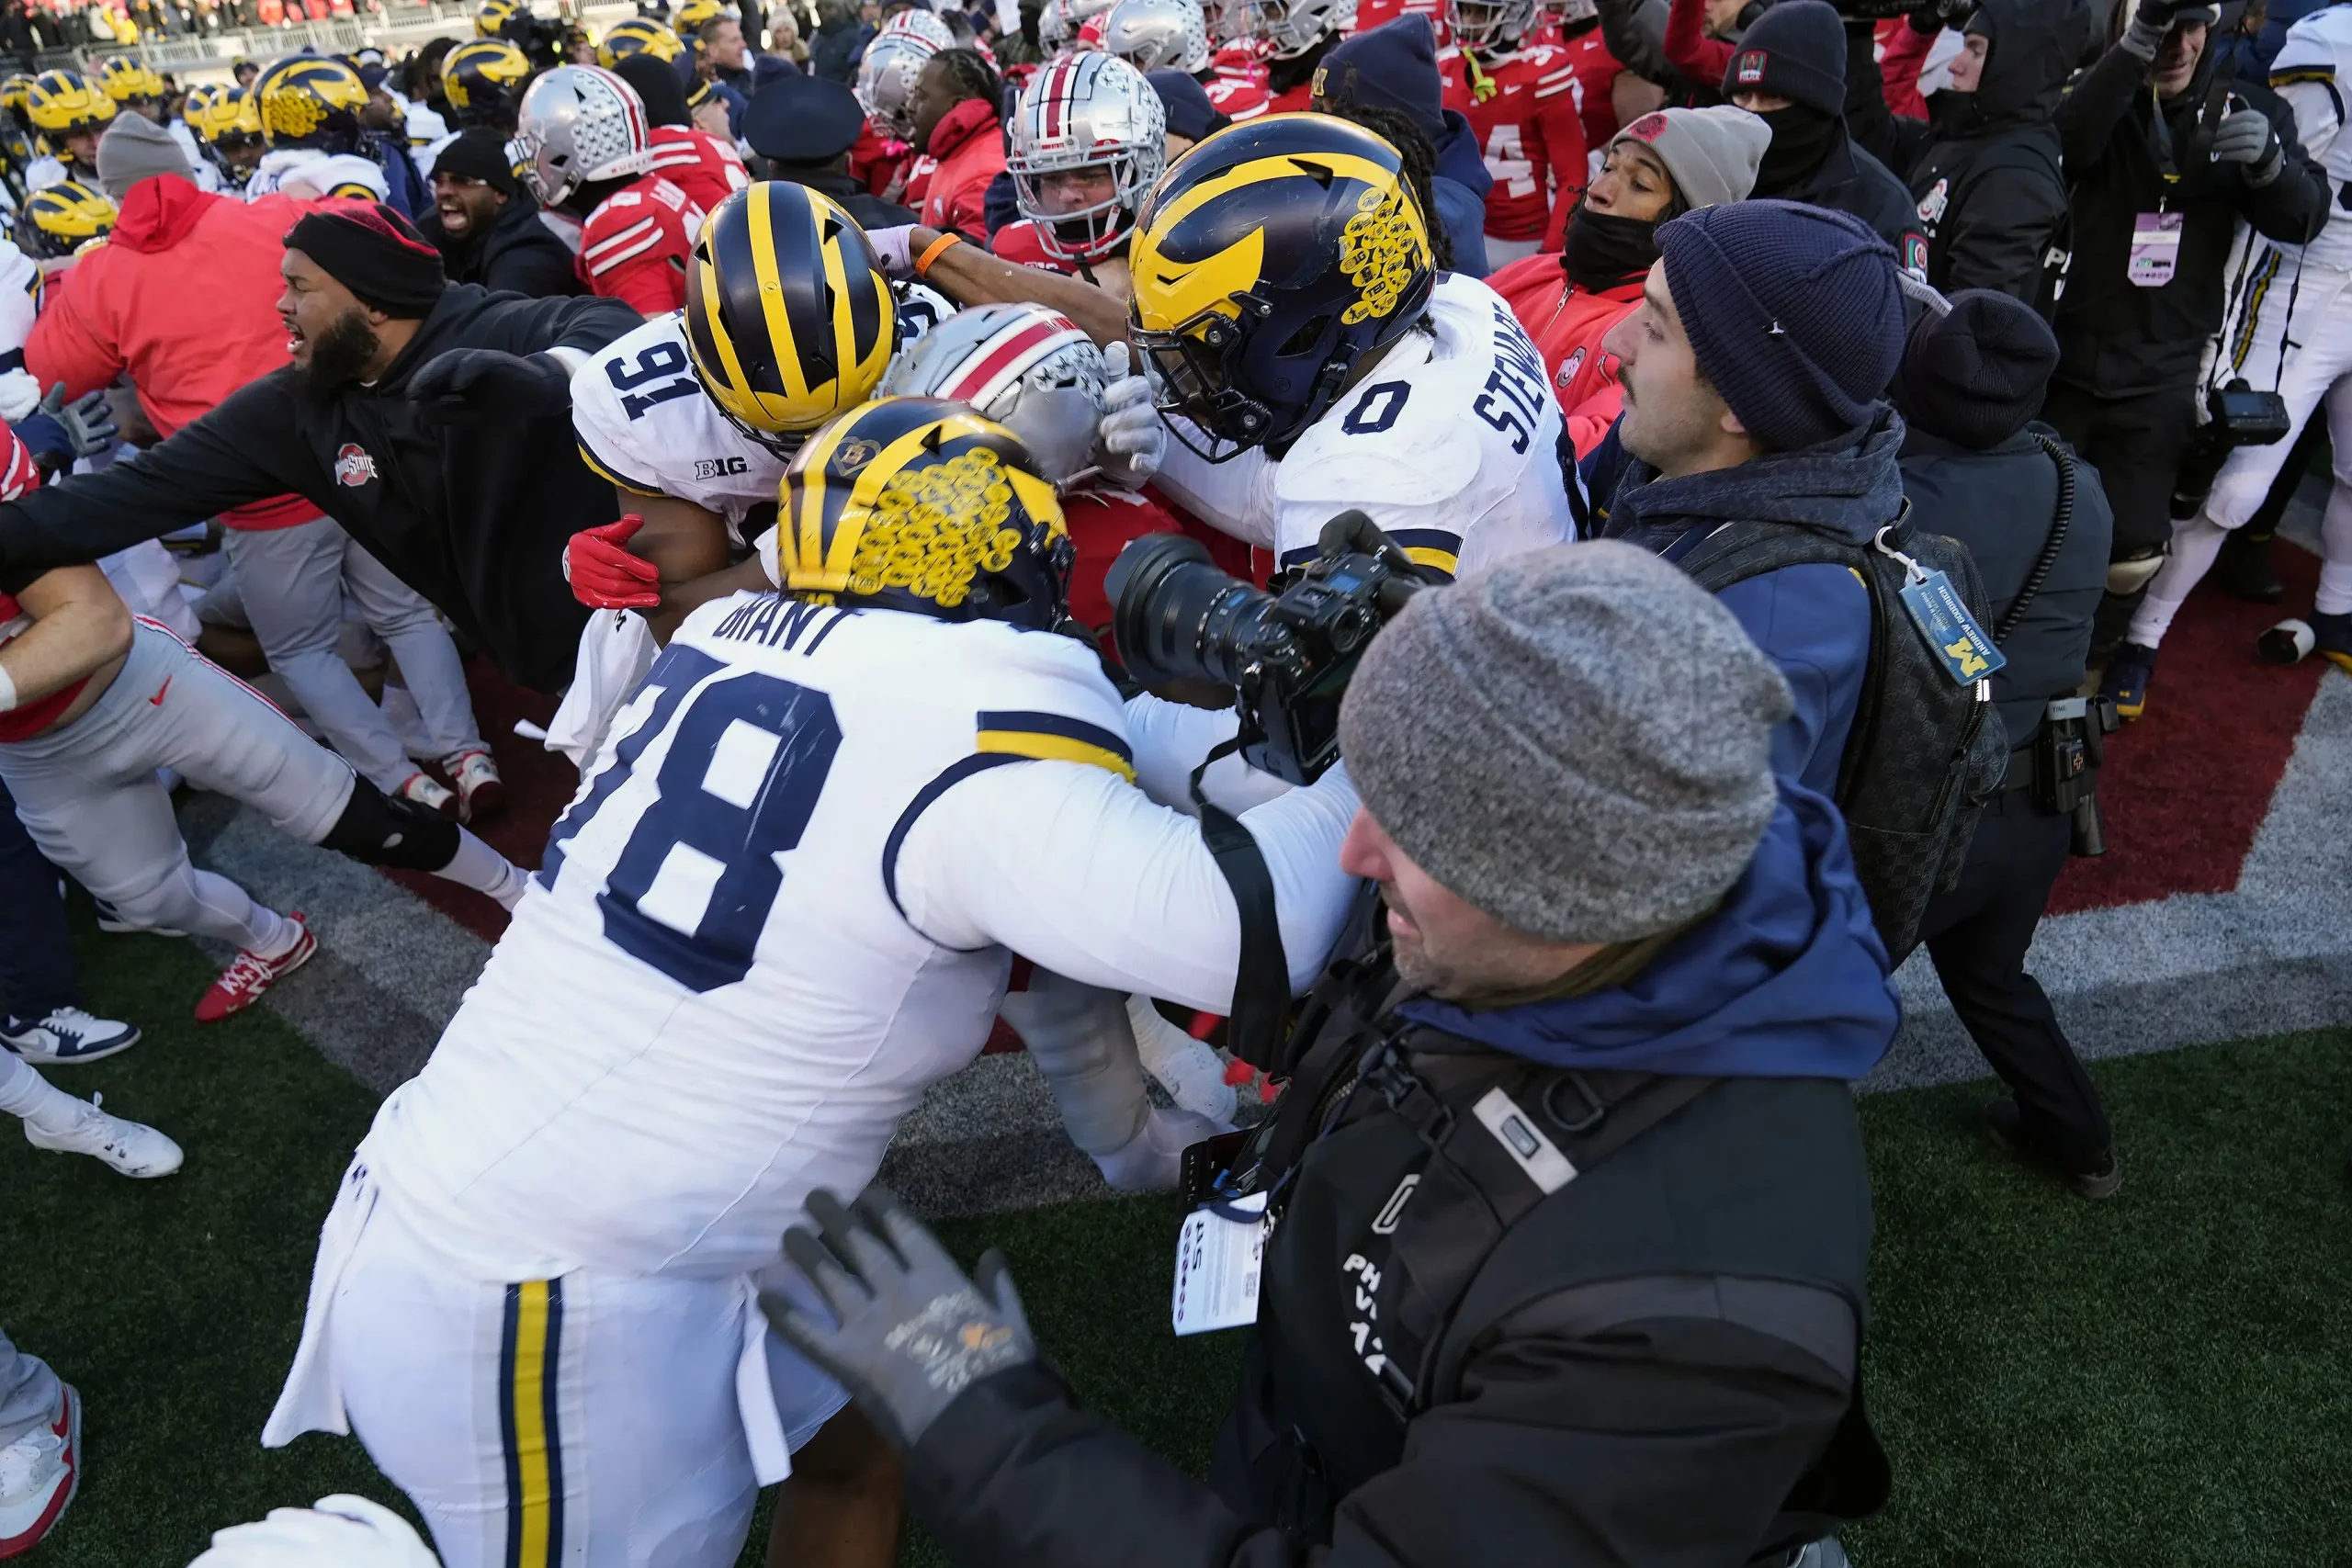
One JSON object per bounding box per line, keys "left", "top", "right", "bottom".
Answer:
{"left": 1442, "top": 43, "right": 1588, "bottom": 245}
{"left": 1350, "top": 0, "right": 1451, "bottom": 46}
{"left": 989, "top": 219, "right": 1079, "bottom": 274}
{"left": 578, "top": 175, "right": 706, "bottom": 317}
{"left": 848, "top": 122, "right": 915, "bottom": 205}
{"left": 644, "top": 125, "right": 750, "bottom": 218}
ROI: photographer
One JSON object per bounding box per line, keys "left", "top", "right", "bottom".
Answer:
{"left": 1891, "top": 290, "right": 2121, "bottom": 1197}
{"left": 766, "top": 542, "right": 1900, "bottom": 1568}
{"left": 2045, "top": 0, "right": 2328, "bottom": 656}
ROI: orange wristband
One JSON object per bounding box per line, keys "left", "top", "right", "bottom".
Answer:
{"left": 914, "top": 231, "right": 963, "bottom": 277}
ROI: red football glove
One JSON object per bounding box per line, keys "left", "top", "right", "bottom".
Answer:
{"left": 565, "top": 515, "right": 662, "bottom": 610}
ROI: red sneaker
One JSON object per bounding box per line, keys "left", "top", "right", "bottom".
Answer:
{"left": 0, "top": 1383, "right": 79, "bottom": 1560}
{"left": 194, "top": 915, "right": 317, "bottom": 1023}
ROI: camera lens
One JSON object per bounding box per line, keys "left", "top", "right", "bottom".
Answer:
{"left": 1107, "top": 533, "right": 1283, "bottom": 688}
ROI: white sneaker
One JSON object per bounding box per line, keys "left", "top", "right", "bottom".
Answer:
{"left": 0, "top": 1383, "right": 78, "bottom": 1558}
{"left": 396, "top": 771, "right": 458, "bottom": 819}
{"left": 442, "top": 748, "right": 504, "bottom": 823}
{"left": 23, "top": 1093, "right": 184, "bottom": 1179}
{"left": 0, "top": 1007, "right": 141, "bottom": 1066}
{"left": 1127, "top": 995, "right": 1238, "bottom": 1123}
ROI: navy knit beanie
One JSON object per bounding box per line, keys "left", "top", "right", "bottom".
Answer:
{"left": 1314, "top": 15, "right": 1448, "bottom": 144}
{"left": 1723, "top": 0, "right": 1848, "bottom": 118}
{"left": 1891, "top": 289, "right": 2059, "bottom": 451}
{"left": 1657, "top": 197, "right": 1905, "bottom": 452}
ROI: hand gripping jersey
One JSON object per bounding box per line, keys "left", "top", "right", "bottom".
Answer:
{"left": 354, "top": 598, "right": 1187, "bottom": 1278}
{"left": 572, "top": 311, "right": 780, "bottom": 547}
{"left": 578, "top": 174, "right": 705, "bottom": 315}
{"left": 1152, "top": 270, "right": 1578, "bottom": 578}
{"left": 244, "top": 147, "right": 389, "bottom": 200}
{"left": 1442, "top": 42, "right": 1587, "bottom": 244}
{"left": 644, "top": 123, "right": 750, "bottom": 218}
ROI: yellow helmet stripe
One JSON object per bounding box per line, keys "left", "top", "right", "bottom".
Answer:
{"left": 820, "top": 216, "right": 859, "bottom": 416}
{"left": 789, "top": 409, "right": 859, "bottom": 581}
{"left": 1146, "top": 146, "right": 1403, "bottom": 238}
{"left": 742, "top": 184, "right": 808, "bottom": 409}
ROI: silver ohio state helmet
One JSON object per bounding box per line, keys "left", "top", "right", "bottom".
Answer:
{"left": 882, "top": 303, "right": 1107, "bottom": 486}
{"left": 1450, "top": 0, "right": 1537, "bottom": 50}
{"left": 1245, "top": 0, "right": 1353, "bottom": 56}
{"left": 1008, "top": 52, "right": 1167, "bottom": 263}
{"left": 1038, "top": 0, "right": 1121, "bottom": 54}
{"left": 1097, "top": 0, "right": 1212, "bottom": 74}
{"left": 854, "top": 32, "right": 943, "bottom": 139}
{"left": 509, "top": 65, "right": 652, "bottom": 209}
{"left": 877, "top": 6, "right": 956, "bottom": 50}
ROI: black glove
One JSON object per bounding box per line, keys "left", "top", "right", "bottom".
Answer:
{"left": 1908, "top": 0, "right": 1975, "bottom": 33}
{"left": 760, "top": 1187, "right": 1037, "bottom": 1452}
{"left": 405, "top": 348, "right": 573, "bottom": 425}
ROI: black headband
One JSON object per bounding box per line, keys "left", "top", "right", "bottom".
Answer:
{"left": 285, "top": 203, "right": 447, "bottom": 320}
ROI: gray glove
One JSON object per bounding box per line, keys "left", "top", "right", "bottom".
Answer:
{"left": 1097, "top": 341, "right": 1167, "bottom": 485}
{"left": 761, "top": 1187, "right": 1037, "bottom": 1451}
{"left": 43, "top": 382, "right": 117, "bottom": 459}
{"left": 2211, "top": 105, "right": 2285, "bottom": 185}
{"left": 2121, "top": 0, "right": 2180, "bottom": 61}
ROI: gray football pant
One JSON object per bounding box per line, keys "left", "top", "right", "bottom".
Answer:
{"left": 0, "top": 1327, "right": 57, "bottom": 1449}
{"left": 0, "top": 622, "right": 350, "bottom": 953}
{"left": 223, "top": 520, "right": 484, "bottom": 794}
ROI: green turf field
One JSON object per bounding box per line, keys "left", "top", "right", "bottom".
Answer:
{"left": 6, "top": 911, "right": 2351, "bottom": 1567}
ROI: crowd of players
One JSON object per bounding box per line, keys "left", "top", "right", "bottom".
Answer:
{"left": 0, "top": 0, "right": 2343, "bottom": 1561}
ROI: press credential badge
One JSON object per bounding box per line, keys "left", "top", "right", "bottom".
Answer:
{"left": 1173, "top": 1191, "right": 1272, "bottom": 1337}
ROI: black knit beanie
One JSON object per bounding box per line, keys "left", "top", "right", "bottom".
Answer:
{"left": 1891, "top": 289, "right": 2059, "bottom": 451}
{"left": 1723, "top": 0, "right": 1848, "bottom": 117}
{"left": 284, "top": 204, "right": 448, "bottom": 320}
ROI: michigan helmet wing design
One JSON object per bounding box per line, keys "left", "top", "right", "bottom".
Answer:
{"left": 16, "top": 178, "right": 115, "bottom": 260}
{"left": 1129, "top": 112, "right": 1432, "bottom": 457}
{"left": 95, "top": 55, "right": 165, "bottom": 106}
{"left": 25, "top": 71, "right": 116, "bottom": 137}
{"left": 254, "top": 55, "right": 368, "bottom": 150}
{"left": 775, "top": 398, "right": 1073, "bottom": 630}
{"left": 597, "top": 17, "right": 686, "bottom": 68}
{"left": 684, "top": 183, "right": 899, "bottom": 454}
{"left": 442, "top": 39, "right": 532, "bottom": 126}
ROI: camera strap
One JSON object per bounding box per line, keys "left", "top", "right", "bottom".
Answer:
{"left": 1192, "top": 738, "right": 1293, "bottom": 1073}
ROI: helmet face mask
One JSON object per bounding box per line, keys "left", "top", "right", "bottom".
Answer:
{"left": 1008, "top": 53, "right": 1167, "bottom": 264}
{"left": 1099, "top": 0, "right": 1212, "bottom": 70}
{"left": 1243, "top": 0, "right": 1354, "bottom": 57}
{"left": 1129, "top": 114, "right": 1434, "bottom": 461}
{"left": 1449, "top": 0, "right": 1538, "bottom": 50}
{"left": 854, "top": 36, "right": 939, "bottom": 141}
{"left": 1038, "top": 0, "right": 1120, "bottom": 53}
{"left": 776, "top": 398, "right": 1075, "bottom": 632}
{"left": 511, "top": 64, "right": 652, "bottom": 208}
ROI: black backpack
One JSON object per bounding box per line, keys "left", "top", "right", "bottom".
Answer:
{"left": 1679, "top": 513, "right": 2011, "bottom": 964}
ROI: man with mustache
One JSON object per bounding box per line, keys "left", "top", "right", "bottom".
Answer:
{"left": 0, "top": 203, "right": 642, "bottom": 695}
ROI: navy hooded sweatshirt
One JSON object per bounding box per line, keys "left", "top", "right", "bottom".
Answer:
{"left": 1593, "top": 406, "right": 1904, "bottom": 799}
{"left": 1400, "top": 780, "right": 1898, "bottom": 1077}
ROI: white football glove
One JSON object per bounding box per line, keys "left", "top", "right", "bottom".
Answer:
{"left": 0, "top": 367, "right": 39, "bottom": 423}
{"left": 1097, "top": 341, "right": 1167, "bottom": 486}
{"left": 187, "top": 1495, "right": 442, "bottom": 1568}
{"left": 865, "top": 224, "right": 917, "bottom": 280}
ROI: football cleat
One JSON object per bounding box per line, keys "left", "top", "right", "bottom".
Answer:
{"left": 2311, "top": 609, "right": 2352, "bottom": 674}
{"left": 2098, "top": 642, "right": 2156, "bottom": 722}
{"left": 22, "top": 1093, "right": 182, "bottom": 1179}
{"left": 398, "top": 770, "right": 459, "bottom": 819}
{"left": 443, "top": 749, "right": 505, "bottom": 822}
{"left": 0, "top": 1383, "right": 79, "bottom": 1559}
{"left": 0, "top": 1008, "right": 141, "bottom": 1066}
{"left": 194, "top": 915, "right": 316, "bottom": 1023}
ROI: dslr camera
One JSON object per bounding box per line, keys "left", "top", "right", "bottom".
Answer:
{"left": 2171, "top": 377, "right": 2294, "bottom": 518}
{"left": 1106, "top": 511, "right": 1427, "bottom": 786}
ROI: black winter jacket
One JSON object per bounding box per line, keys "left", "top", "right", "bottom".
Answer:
{"left": 0, "top": 286, "right": 639, "bottom": 692}
{"left": 424, "top": 193, "right": 583, "bottom": 299}
{"left": 1758, "top": 124, "right": 1926, "bottom": 260}
{"left": 1898, "top": 422, "right": 2114, "bottom": 746}
{"left": 2052, "top": 34, "right": 2331, "bottom": 397}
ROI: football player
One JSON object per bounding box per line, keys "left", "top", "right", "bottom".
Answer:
{"left": 609, "top": 53, "right": 752, "bottom": 218}
{"left": 852, "top": 9, "right": 954, "bottom": 207}
{"left": 1111, "top": 113, "right": 1577, "bottom": 580}
{"left": 514, "top": 64, "right": 706, "bottom": 315}
{"left": 437, "top": 38, "right": 531, "bottom": 134}
{"left": 1246, "top": 0, "right": 1356, "bottom": 112}
{"left": 192, "top": 85, "right": 268, "bottom": 192}
{"left": 20, "top": 71, "right": 112, "bottom": 192}
{"left": 1440, "top": 0, "right": 1588, "bottom": 265}
{"left": 993, "top": 51, "right": 1166, "bottom": 293}
{"left": 244, "top": 56, "right": 392, "bottom": 203}
{"left": 265, "top": 397, "right": 1361, "bottom": 1568}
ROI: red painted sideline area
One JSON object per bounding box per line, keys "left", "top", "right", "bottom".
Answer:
{"left": 2051, "top": 547, "right": 2327, "bottom": 915}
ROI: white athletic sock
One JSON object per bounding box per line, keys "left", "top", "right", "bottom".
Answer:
{"left": 177, "top": 868, "right": 296, "bottom": 956}
{"left": 2319, "top": 484, "right": 2352, "bottom": 615}
{"left": 2129, "top": 516, "right": 2232, "bottom": 649}
{"left": 0, "top": 1049, "right": 87, "bottom": 1135}
{"left": 999, "top": 971, "right": 1151, "bottom": 1156}
{"left": 433, "top": 828, "right": 529, "bottom": 911}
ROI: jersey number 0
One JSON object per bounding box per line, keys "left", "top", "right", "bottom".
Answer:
{"left": 538, "top": 644, "right": 842, "bottom": 991}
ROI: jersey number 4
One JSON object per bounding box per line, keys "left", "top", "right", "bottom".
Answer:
{"left": 538, "top": 644, "right": 842, "bottom": 992}
{"left": 607, "top": 340, "right": 701, "bottom": 422}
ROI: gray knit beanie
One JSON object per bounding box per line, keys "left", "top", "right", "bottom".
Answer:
{"left": 1611, "top": 105, "right": 1770, "bottom": 211}
{"left": 1338, "top": 540, "right": 1794, "bottom": 944}
{"left": 96, "top": 112, "right": 193, "bottom": 201}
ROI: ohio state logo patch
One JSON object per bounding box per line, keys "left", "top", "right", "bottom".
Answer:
{"left": 1623, "top": 111, "right": 1669, "bottom": 142}
{"left": 1735, "top": 49, "right": 1767, "bottom": 84}
{"left": 334, "top": 443, "right": 379, "bottom": 487}
{"left": 1558, "top": 346, "right": 1589, "bottom": 387}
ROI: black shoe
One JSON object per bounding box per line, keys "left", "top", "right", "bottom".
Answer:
{"left": 2216, "top": 529, "right": 2284, "bottom": 604}
{"left": 1984, "top": 1098, "right": 2120, "bottom": 1199}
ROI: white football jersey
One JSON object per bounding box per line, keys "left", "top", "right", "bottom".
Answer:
{"left": 1153, "top": 271, "right": 1578, "bottom": 580}
{"left": 356, "top": 595, "right": 1144, "bottom": 1280}
{"left": 244, "top": 148, "right": 390, "bottom": 202}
